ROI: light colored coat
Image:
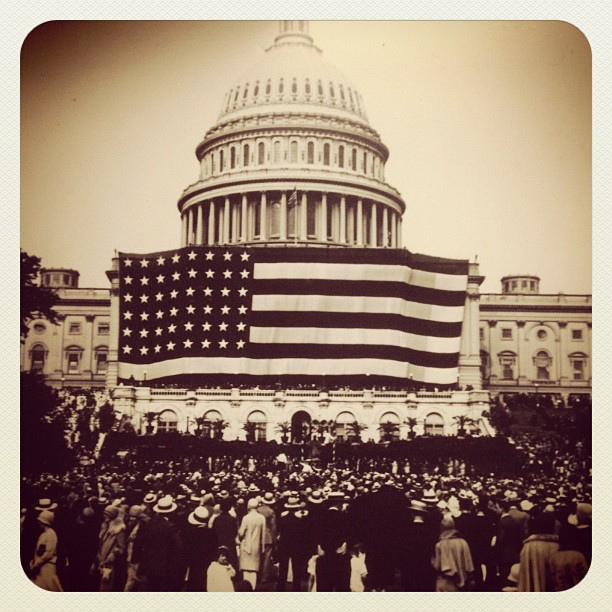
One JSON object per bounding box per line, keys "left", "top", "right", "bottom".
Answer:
{"left": 238, "top": 509, "right": 267, "bottom": 572}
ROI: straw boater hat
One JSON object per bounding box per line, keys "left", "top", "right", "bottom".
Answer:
{"left": 409, "top": 500, "right": 428, "bottom": 513}
{"left": 421, "top": 489, "right": 439, "bottom": 505}
{"left": 247, "top": 483, "right": 260, "bottom": 494}
{"left": 35, "top": 498, "right": 58, "bottom": 512}
{"left": 188, "top": 505, "right": 211, "bottom": 526}
{"left": 307, "top": 490, "right": 325, "bottom": 505}
{"left": 37, "top": 510, "right": 55, "bottom": 527}
{"left": 284, "top": 495, "right": 304, "bottom": 510}
{"left": 261, "top": 492, "right": 276, "bottom": 505}
{"left": 143, "top": 492, "right": 157, "bottom": 505}
{"left": 217, "top": 490, "right": 230, "bottom": 500}
{"left": 153, "top": 495, "right": 178, "bottom": 514}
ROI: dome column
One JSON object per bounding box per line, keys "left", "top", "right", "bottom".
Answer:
{"left": 370, "top": 202, "right": 378, "bottom": 247}
{"left": 223, "top": 197, "right": 231, "bottom": 244}
{"left": 320, "top": 193, "right": 328, "bottom": 242}
{"left": 280, "top": 192, "right": 288, "bottom": 240}
{"left": 231, "top": 200, "right": 239, "bottom": 243}
{"left": 208, "top": 200, "right": 216, "bottom": 245}
{"left": 241, "top": 194, "right": 248, "bottom": 241}
{"left": 390, "top": 211, "right": 396, "bottom": 247}
{"left": 196, "top": 203, "right": 204, "bottom": 245}
{"left": 300, "top": 192, "right": 308, "bottom": 241}
{"left": 260, "top": 192, "right": 268, "bottom": 241}
{"left": 397, "top": 216, "right": 402, "bottom": 247}
{"left": 382, "top": 206, "right": 389, "bottom": 247}
{"left": 187, "top": 207, "right": 194, "bottom": 246}
{"left": 339, "top": 196, "right": 346, "bottom": 243}
{"left": 181, "top": 212, "right": 188, "bottom": 247}
{"left": 356, "top": 198, "right": 364, "bottom": 246}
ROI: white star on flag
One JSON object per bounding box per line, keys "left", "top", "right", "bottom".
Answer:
{"left": 155, "top": 292, "right": 163, "bottom": 301}
{"left": 240, "top": 269, "right": 250, "bottom": 279}
{"left": 221, "top": 305, "right": 231, "bottom": 315}
{"left": 124, "top": 276, "right": 133, "bottom": 285}
{"left": 202, "top": 339, "right": 211, "bottom": 348}
{"left": 221, "top": 287, "right": 230, "bottom": 297}
{"left": 187, "top": 251, "right": 197, "bottom": 260}
{"left": 188, "top": 268, "right": 197, "bottom": 278}
{"left": 155, "top": 310, "right": 164, "bottom": 319}
{"left": 185, "top": 321, "right": 194, "bottom": 331}
{"left": 139, "top": 329, "right": 149, "bottom": 338}
{"left": 205, "top": 251, "right": 214, "bottom": 260}
{"left": 140, "top": 259, "right": 149, "bottom": 267}
{"left": 184, "top": 339, "right": 193, "bottom": 348}
{"left": 169, "top": 307, "right": 178, "bottom": 316}
{"left": 205, "top": 269, "right": 214, "bottom": 278}
{"left": 237, "top": 340, "right": 246, "bottom": 349}
{"left": 168, "top": 324, "right": 177, "bottom": 333}
{"left": 172, "top": 272, "right": 180, "bottom": 281}
{"left": 237, "top": 322, "right": 246, "bottom": 331}
{"left": 203, "top": 287, "right": 213, "bottom": 296}
{"left": 238, "top": 287, "right": 248, "bottom": 297}
{"left": 123, "top": 328, "right": 132, "bottom": 336}
{"left": 186, "top": 305, "right": 195, "bottom": 314}
{"left": 186, "top": 287, "right": 195, "bottom": 296}
{"left": 140, "top": 276, "right": 149, "bottom": 285}
{"left": 140, "top": 346, "right": 149, "bottom": 355}
{"left": 202, "top": 322, "right": 211, "bottom": 331}
{"left": 223, "top": 252, "right": 232, "bottom": 261}
{"left": 123, "top": 345, "right": 132, "bottom": 353}
{"left": 155, "top": 327, "right": 163, "bottom": 336}
{"left": 219, "top": 339, "right": 228, "bottom": 348}
{"left": 171, "top": 254, "right": 180, "bottom": 263}
{"left": 140, "top": 312, "right": 149, "bottom": 321}
{"left": 156, "top": 274, "right": 165, "bottom": 283}
{"left": 124, "top": 259, "right": 132, "bottom": 267}
{"left": 219, "top": 322, "right": 228, "bottom": 331}
{"left": 140, "top": 295, "right": 149, "bottom": 303}
{"left": 156, "top": 256, "right": 165, "bottom": 265}
{"left": 223, "top": 270, "right": 232, "bottom": 279}
{"left": 241, "top": 252, "right": 250, "bottom": 261}
{"left": 204, "top": 305, "right": 213, "bottom": 314}
{"left": 124, "top": 311, "right": 133, "bottom": 320}
{"left": 167, "top": 341, "right": 175, "bottom": 350}
{"left": 170, "top": 290, "right": 178, "bottom": 299}
{"left": 154, "top": 345, "right": 161, "bottom": 353}
{"left": 124, "top": 293, "right": 133, "bottom": 302}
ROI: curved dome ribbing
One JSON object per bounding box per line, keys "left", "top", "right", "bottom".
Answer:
{"left": 178, "top": 21, "right": 406, "bottom": 250}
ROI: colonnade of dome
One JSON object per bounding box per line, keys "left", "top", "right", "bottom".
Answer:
{"left": 177, "top": 21, "right": 406, "bottom": 250}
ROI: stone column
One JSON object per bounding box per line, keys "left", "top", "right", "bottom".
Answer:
{"left": 382, "top": 206, "right": 389, "bottom": 247}
{"left": 208, "top": 200, "right": 216, "bottom": 245}
{"left": 300, "top": 192, "right": 308, "bottom": 240}
{"left": 321, "top": 192, "right": 328, "bottom": 241}
{"left": 187, "top": 208, "right": 194, "bottom": 246}
{"left": 347, "top": 201, "right": 355, "bottom": 244}
{"left": 280, "top": 192, "right": 288, "bottom": 240}
{"left": 339, "top": 196, "right": 346, "bottom": 243}
{"left": 241, "top": 194, "right": 248, "bottom": 241}
{"left": 231, "top": 201, "right": 239, "bottom": 243}
{"left": 390, "top": 211, "right": 396, "bottom": 247}
{"left": 260, "top": 192, "right": 267, "bottom": 241}
{"left": 223, "top": 197, "right": 230, "bottom": 244}
{"left": 196, "top": 203, "right": 204, "bottom": 245}
{"left": 397, "top": 216, "right": 402, "bottom": 247}
{"left": 181, "top": 213, "right": 187, "bottom": 247}
{"left": 356, "top": 198, "right": 363, "bottom": 246}
{"left": 370, "top": 202, "right": 377, "bottom": 247}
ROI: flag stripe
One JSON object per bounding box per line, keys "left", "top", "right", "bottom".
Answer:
{"left": 251, "top": 294, "right": 464, "bottom": 323}
{"left": 254, "top": 279, "right": 466, "bottom": 306}
{"left": 249, "top": 327, "right": 461, "bottom": 353}
{"left": 118, "top": 356, "right": 460, "bottom": 385}
{"left": 254, "top": 261, "right": 468, "bottom": 291}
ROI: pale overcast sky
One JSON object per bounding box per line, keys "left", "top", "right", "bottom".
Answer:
{"left": 20, "top": 20, "right": 591, "bottom": 294}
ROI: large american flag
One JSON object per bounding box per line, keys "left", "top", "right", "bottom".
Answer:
{"left": 117, "top": 246, "right": 468, "bottom": 386}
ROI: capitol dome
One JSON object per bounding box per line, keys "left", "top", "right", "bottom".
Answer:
{"left": 178, "top": 21, "right": 406, "bottom": 250}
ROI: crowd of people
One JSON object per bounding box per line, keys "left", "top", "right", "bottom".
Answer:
{"left": 21, "top": 426, "right": 591, "bottom": 593}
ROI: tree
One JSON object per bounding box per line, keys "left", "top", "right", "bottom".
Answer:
{"left": 20, "top": 250, "right": 58, "bottom": 341}
{"left": 453, "top": 415, "right": 477, "bottom": 436}
{"left": 21, "top": 372, "right": 73, "bottom": 473}
{"left": 378, "top": 420, "right": 399, "bottom": 442}
{"left": 404, "top": 417, "right": 418, "bottom": 439}
{"left": 243, "top": 421, "right": 258, "bottom": 442}
{"left": 275, "top": 421, "right": 291, "bottom": 443}
{"left": 98, "top": 402, "right": 117, "bottom": 434}
{"left": 345, "top": 420, "right": 367, "bottom": 442}
{"left": 212, "top": 420, "right": 229, "bottom": 440}
{"left": 143, "top": 411, "right": 158, "bottom": 434}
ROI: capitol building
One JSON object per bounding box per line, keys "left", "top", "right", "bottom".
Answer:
{"left": 21, "top": 22, "right": 591, "bottom": 442}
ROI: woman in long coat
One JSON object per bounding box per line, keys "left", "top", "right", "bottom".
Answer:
{"left": 30, "top": 510, "right": 63, "bottom": 591}
{"left": 237, "top": 497, "right": 267, "bottom": 590}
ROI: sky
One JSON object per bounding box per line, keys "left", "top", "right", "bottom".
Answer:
{"left": 20, "top": 20, "right": 592, "bottom": 294}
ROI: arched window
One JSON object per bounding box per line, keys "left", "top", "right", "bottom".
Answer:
{"left": 247, "top": 410, "right": 267, "bottom": 441}
{"left": 307, "top": 142, "right": 314, "bottom": 164}
{"left": 305, "top": 79, "right": 311, "bottom": 95}
{"left": 352, "top": 148, "right": 357, "bottom": 170}
{"left": 219, "top": 150, "right": 224, "bottom": 171}
{"left": 424, "top": 412, "right": 444, "bottom": 436}
{"left": 363, "top": 151, "right": 367, "bottom": 174}
{"left": 329, "top": 82, "right": 335, "bottom": 98}
{"left": 201, "top": 409, "right": 223, "bottom": 438}
{"left": 158, "top": 410, "right": 178, "bottom": 433}
{"left": 278, "top": 78, "right": 284, "bottom": 95}
{"left": 289, "top": 140, "right": 298, "bottom": 163}
{"left": 258, "top": 142, "right": 265, "bottom": 165}
{"left": 323, "top": 143, "right": 330, "bottom": 166}
{"left": 243, "top": 84, "right": 249, "bottom": 100}
{"left": 64, "top": 345, "right": 83, "bottom": 375}
{"left": 211, "top": 153, "right": 215, "bottom": 174}
{"left": 317, "top": 80, "right": 324, "bottom": 97}
{"left": 292, "top": 78, "right": 298, "bottom": 94}
{"left": 569, "top": 352, "right": 588, "bottom": 381}
{"left": 534, "top": 350, "right": 552, "bottom": 380}
{"left": 273, "top": 141, "right": 281, "bottom": 164}
{"left": 265, "top": 80, "right": 271, "bottom": 96}
{"left": 243, "top": 144, "right": 250, "bottom": 167}
{"left": 499, "top": 351, "right": 517, "bottom": 380}
{"left": 233, "top": 88, "right": 239, "bottom": 104}
{"left": 334, "top": 411, "right": 356, "bottom": 441}
{"left": 338, "top": 145, "right": 345, "bottom": 168}
{"left": 379, "top": 412, "right": 400, "bottom": 441}
{"left": 348, "top": 87, "right": 354, "bottom": 108}
{"left": 30, "top": 343, "right": 47, "bottom": 373}
{"left": 230, "top": 146, "right": 236, "bottom": 169}
{"left": 253, "top": 82, "right": 259, "bottom": 98}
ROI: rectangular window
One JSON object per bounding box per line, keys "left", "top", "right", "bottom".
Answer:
{"left": 502, "top": 328, "right": 512, "bottom": 340}
{"left": 572, "top": 329, "right": 583, "bottom": 340}
{"left": 67, "top": 353, "right": 80, "bottom": 374}
{"left": 98, "top": 323, "right": 109, "bottom": 335}
{"left": 69, "top": 322, "right": 81, "bottom": 334}
{"left": 572, "top": 360, "right": 584, "bottom": 380}
{"left": 479, "top": 328, "right": 485, "bottom": 341}
{"left": 96, "top": 353, "right": 108, "bottom": 374}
